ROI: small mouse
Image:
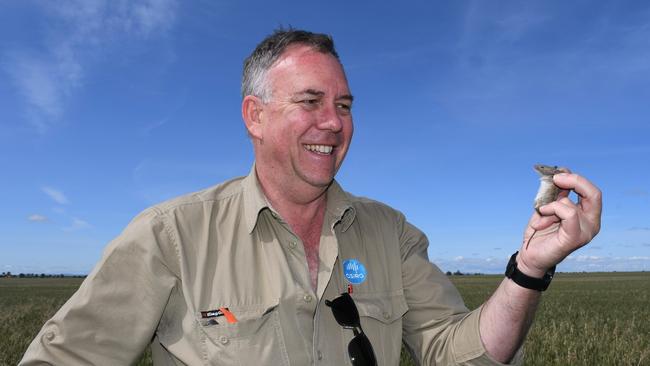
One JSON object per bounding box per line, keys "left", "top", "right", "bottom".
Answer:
{"left": 533, "top": 164, "right": 569, "bottom": 214}
{"left": 527, "top": 164, "right": 570, "bottom": 249}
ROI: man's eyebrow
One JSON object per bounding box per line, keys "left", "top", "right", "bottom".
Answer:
{"left": 338, "top": 94, "right": 354, "bottom": 103}
{"left": 296, "top": 89, "right": 325, "bottom": 97}
{"left": 294, "top": 89, "right": 354, "bottom": 102}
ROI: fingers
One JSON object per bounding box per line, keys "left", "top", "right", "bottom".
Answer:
{"left": 537, "top": 198, "right": 582, "bottom": 244}
{"left": 531, "top": 196, "right": 574, "bottom": 230}
{"left": 553, "top": 173, "right": 603, "bottom": 223}
{"left": 530, "top": 213, "right": 560, "bottom": 231}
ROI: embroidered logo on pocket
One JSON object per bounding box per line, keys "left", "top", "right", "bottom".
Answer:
{"left": 200, "top": 307, "right": 238, "bottom": 324}
{"left": 343, "top": 259, "right": 367, "bottom": 284}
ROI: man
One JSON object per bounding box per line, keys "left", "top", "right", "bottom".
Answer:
{"left": 21, "top": 29, "right": 601, "bottom": 365}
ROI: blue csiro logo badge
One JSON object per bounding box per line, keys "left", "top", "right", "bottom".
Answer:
{"left": 343, "top": 259, "right": 367, "bottom": 284}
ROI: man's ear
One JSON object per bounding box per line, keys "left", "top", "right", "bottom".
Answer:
{"left": 242, "top": 95, "right": 264, "bottom": 140}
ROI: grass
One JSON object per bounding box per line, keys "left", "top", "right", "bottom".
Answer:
{"left": 2, "top": 272, "right": 649, "bottom": 365}
{"left": 0, "top": 278, "right": 151, "bottom": 366}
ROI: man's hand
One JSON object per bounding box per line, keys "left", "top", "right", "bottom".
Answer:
{"left": 517, "top": 172, "right": 602, "bottom": 278}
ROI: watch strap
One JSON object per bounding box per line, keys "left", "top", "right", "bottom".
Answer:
{"left": 505, "top": 251, "right": 556, "bottom": 291}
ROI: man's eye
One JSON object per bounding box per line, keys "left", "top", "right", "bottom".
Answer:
{"left": 302, "top": 99, "right": 319, "bottom": 105}
{"left": 337, "top": 103, "right": 352, "bottom": 112}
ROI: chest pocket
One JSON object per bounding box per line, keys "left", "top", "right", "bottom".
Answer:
{"left": 197, "top": 300, "right": 289, "bottom": 366}
{"left": 352, "top": 290, "right": 409, "bottom": 365}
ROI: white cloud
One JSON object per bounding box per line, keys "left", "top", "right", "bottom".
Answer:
{"left": 435, "top": 253, "right": 650, "bottom": 274}
{"left": 50, "top": 0, "right": 177, "bottom": 40}
{"left": 575, "top": 255, "right": 602, "bottom": 262}
{"left": 42, "top": 186, "right": 69, "bottom": 205}
{"left": 3, "top": 0, "right": 178, "bottom": 132}
{"left": 132, "top": 0, "right": 178, "bottom": 37}
{"left": 629, "top": 256, "right": 650, "bottom": 261}
{"left": 4, "top": 54, "right": 64, "bottom": 130}
{"left": 63, "top": 217, "right": 91, "bottom": 232}
{"left": 28, "top": 214, "right": 49, "bottom": 222}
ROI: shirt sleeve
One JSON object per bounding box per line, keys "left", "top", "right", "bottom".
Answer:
{"left": 19, "top": 208, "right": 180, "bottom": 366}
{"left": 399, "top": 217, "right": 523, "bottom": 366}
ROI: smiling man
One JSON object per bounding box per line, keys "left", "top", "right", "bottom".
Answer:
{"left": 242, "top": 42, "right": 354, "bottom": 292}
{"left": 21, "top": 29, "right": 602, "bottom": 366}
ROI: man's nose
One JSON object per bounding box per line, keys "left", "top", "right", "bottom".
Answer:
{"left": 316, "top": 103, "right": 344, "bottom": 132}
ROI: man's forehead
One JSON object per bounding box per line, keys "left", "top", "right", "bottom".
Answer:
{"left": 271, "top": 44, "right": 328, "bottom": 69}
{"left": 268, "top": 45, "right": 350, "bottom": 96}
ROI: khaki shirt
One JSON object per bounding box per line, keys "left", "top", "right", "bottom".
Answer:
{"left": 21, "top": 167, "right": 521, "bottom": 365}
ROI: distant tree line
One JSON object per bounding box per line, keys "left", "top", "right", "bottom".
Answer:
{"left": 445, "top": 270, "right": 486, "bottom": 276}
{"left": 0, "top": 272, "right": 86, "bottom": 278}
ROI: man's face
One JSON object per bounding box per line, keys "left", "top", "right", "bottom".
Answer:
{"left": 254, "top": 45, "right": 353, "bottom": 193}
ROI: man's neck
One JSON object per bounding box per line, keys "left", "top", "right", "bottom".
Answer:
{"left": 255, "top": 167, "right": 329, "bottom": 291}
{"left": 255, "top": 167, "right": 330, "bottom": 228}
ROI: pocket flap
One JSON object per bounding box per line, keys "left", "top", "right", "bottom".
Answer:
{"left": 353, "top": 290, "right": 408, "bottom": 324}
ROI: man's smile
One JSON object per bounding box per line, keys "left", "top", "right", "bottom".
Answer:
{"left": 303, "top": 144, "right": 334, "bottom": 155}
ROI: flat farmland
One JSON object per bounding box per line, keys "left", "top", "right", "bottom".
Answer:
{"left": 2, "top": 272, "right": 649, "bottom": 365}
{"left": 447, "top": 272, "right": 650, "bottom": 366}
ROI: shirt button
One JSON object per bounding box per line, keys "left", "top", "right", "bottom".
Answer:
{"left": 303, "top": 294, "right": 313, "bottom": 303}
{"left": 383, "top": 311, "right": 391, "bottom": 320}
{"left": 289, "top": 241, "right": 297, "bottom": 249}
{"left": 219, "top": 336, "right": 229, "bottom": 345}
{"left": 317, "top": 350, "right": 323, "bottom": 360}
{"left": 44, "top": 331, "right": 55, "bottom": 341}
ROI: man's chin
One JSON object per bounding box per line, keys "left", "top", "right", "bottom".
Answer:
{"left": 300, "top": 173, "right": 335, "bottom": 189}
{"left": 294, "top": 164, "right": 339, "bottom": 189}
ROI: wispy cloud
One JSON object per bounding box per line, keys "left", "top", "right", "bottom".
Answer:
{"left": 435, "top": 2, "right": 650, "bottom": 126}
{"left": 132, "top": 158, "right": 245, "bottom": 204}
{"left": 3, "top": 53, "right": 71, "bottom": 132}
{"left": 2, "top": 0, "right": 178, "bottom": 133}
{"left": 561, "top": 255, "right": 650, "bottom": 272}
{"left": 140, "top": 88, "right": 187, "bottom": 137}
{"left": 628, "top": 226, "right": 650, "bottom": 231}
{"left": 435, "top": 253, "right": 650, "bottom": 274}
{"left": 42, "top": 186, "right": 69, "bottom": 205}
{"left": 27, "top": 214, "right": 49, "bottom": 222}
{"left": 63, "top": 217, "right": 91, "bottom": 232}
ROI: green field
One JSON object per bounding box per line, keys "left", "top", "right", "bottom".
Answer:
{"left": 2, "top": 273, "right": 649, "bottom": 365}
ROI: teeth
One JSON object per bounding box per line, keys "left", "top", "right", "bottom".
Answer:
{"left": 304, "top": 144, "right": 333, "bottom": 154}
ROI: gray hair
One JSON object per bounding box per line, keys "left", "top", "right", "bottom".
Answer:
{"left": 242, "top": 28, "right": 340, "bottom": 101}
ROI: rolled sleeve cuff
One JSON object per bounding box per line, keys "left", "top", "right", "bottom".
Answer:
{"left": 453, "top": 306, "right": 524, "bottom": 366}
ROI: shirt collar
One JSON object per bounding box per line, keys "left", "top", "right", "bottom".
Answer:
{"left": 325, "top": 180, "right": 356, "bottom": 232}
{"left": 242, "top": 164, "right": 356, "bottom": 234}
{"left": 242, "top": 164, "right": 272, "bottom": 234}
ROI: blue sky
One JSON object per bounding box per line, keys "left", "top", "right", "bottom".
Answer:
{"left": 1, "top": 1, "right": 649, "bottom": 275}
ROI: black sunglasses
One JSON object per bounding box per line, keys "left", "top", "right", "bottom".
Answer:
{"left": 325, "top": 292, "right": 378, "bottom": 366}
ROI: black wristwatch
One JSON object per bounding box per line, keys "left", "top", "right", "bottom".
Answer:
{"left": 504, "top": 251, "right": 556, "bottom": 291}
